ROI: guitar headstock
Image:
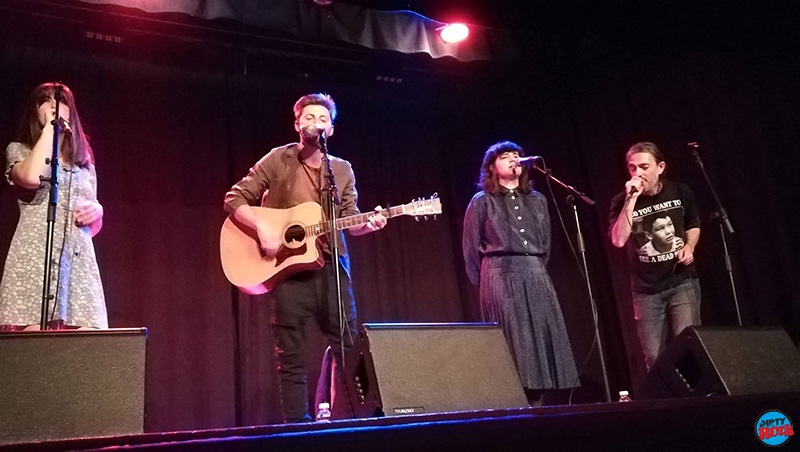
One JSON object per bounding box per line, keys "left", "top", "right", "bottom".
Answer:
{"left": 402, "top": 193, "right": 442, "bottom": 221}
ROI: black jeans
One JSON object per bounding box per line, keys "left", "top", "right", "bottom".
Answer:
{"left": 269, "top": 262, "right": 357, "bottom": 423}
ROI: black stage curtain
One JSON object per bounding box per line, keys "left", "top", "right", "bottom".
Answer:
{"left": 1, "top": 3, "right": 798, "bottom": 432}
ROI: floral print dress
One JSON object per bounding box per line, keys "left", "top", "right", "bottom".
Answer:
{"left": 1, "top": 142, "right": 107, "bottom": 328}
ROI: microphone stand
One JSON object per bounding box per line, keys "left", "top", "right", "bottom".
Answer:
{"left": 319, "top": 131, "right": 356, "bottom": 418}
{"left": 38, "top": 84, "right": 66, "bottom": 330}
{"left": 523, "top": 159, "right": 612, "bottom": 403}
{"left": 318, "top": 133, "right": 348, "bottom": 367}
{"left": 687, "top": 143, "right": 742, "bottom": 326}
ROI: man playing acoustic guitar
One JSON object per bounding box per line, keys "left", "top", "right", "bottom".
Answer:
{"left": 223, "top": 93, "right": 387, "bottom": 423}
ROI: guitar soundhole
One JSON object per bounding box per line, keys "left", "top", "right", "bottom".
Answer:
{"left": 285, "top": 224, "right": 306, "bottom": 245}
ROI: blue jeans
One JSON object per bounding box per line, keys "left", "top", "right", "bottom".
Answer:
{"left": 632, "top": 278, "right": 702, "bottom": 370}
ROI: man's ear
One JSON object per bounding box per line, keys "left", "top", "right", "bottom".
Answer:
{"left": 656, "top": 161, "right": 666, "bottom": 175}
{"left": 294, "top": 120, "right": 300, "bottom": 133}
{"left": 327, "top": 124, "right": 334, "bottom": 138}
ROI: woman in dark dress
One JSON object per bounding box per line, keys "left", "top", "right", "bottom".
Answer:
{"left": 462, "top": 140, "right": 578, "bottom": 405}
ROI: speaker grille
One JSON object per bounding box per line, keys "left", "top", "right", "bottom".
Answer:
{"left": 693, "top": 327, "right": 800, "bottom": 395}
{"left": 348, "top": 323, "right": 528, "bottom": 417}
{"left": 0, "top": 329, "right": 147, "bottom": 445}
{"left": 638, "top": 326, "right": 800, "bottom": 399}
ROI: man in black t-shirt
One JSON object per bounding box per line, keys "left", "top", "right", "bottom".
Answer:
{"left": 609, "top": 142, "right": 702, "bottom": 370}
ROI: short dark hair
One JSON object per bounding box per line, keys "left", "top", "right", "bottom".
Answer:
{"left": 293, "top": 93, "right": 337, "bottom": 122}
{"left": 477, "top": 140, "right": 532, "bottom": 195}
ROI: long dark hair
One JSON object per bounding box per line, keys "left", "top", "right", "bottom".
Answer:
{"left": 16, "top": 82, "right": 94, "bottom": 167}
{"left": 477, "top": 140, "right": 532, "bottom": 195}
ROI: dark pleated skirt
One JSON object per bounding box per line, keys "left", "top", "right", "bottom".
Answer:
{"left": 480, "top": 255, "right": 579, "bottom": 390}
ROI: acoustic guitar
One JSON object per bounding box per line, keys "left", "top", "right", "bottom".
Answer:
{"left": 220, "top": 195, "right": 441, "bottom": 294}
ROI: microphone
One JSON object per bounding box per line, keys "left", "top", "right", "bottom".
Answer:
{"left": 55, "top": 117, "right": 71, "bottom": 133}
{"left": 300, "top": 124, "right": 327, "bottom": 144}
{"left": 513, "top": 155, "right": 542, "bottom": 165}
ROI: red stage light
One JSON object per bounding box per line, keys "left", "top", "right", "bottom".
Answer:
{"left": 438, "top": 23, "right": 469, "bottom": 43}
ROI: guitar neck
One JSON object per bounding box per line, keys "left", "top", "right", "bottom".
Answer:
{"left": 307, "top": 205, "right": 404, "bottom": 237}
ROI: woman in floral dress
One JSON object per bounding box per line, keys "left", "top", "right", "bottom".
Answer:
{"left": 1, "top": 82, "right": 107, "bottom": 330}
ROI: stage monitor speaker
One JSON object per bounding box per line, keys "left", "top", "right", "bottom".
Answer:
{"left": 637, "top": 326, "right": 800, "bottom": 399}
{"left": 345, "top": 323, "right": 529, "bottom": 418}
{"left": 0, "top": 328, "right": 147, "bottom": 446}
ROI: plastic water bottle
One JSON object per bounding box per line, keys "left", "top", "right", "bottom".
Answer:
{"left": 316, "top": 402, "right": 332, "bottom": 422}
{"left": 618, "top": 390, "right": 632, "bottom": 402}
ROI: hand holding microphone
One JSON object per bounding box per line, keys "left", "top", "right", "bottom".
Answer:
{"left": 46, "top": 106, "right": 71, "bottom": 134}
{"left": 626, "top": 176, "right": 644, "bottom": 196}
{"left": 57, "top": 117, "right": 71, "bottom": 133}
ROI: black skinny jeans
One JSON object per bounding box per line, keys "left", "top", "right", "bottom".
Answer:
{"left": 269, "top": 262, "right": 358, "bottom": 423}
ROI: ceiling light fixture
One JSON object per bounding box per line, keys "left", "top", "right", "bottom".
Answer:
{"left": 438, "top": 23, "right": 469, "bottom": 43}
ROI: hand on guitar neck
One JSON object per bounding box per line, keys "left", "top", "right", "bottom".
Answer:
{"left": 348, "top": 206, "right": 387, "bottom": 236}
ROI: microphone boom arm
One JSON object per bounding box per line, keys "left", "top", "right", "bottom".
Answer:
{"left": 530, "top": 164, "right": 596, "bottom": 206}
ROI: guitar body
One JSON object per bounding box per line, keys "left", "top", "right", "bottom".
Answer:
{"left": 220, "top": 203, "right": 326, "bottom": 295}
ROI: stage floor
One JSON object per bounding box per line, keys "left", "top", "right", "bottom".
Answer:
{"left": 2, "top": 392, "right": 798, "bottom": 452}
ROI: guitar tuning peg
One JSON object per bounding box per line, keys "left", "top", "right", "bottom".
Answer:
{"left": 415, "top": 216, "right": 420, "bottom": 222}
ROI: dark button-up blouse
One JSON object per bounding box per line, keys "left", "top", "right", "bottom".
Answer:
{"left": 462, "top": 186, "right": 551, "bottom": 287}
